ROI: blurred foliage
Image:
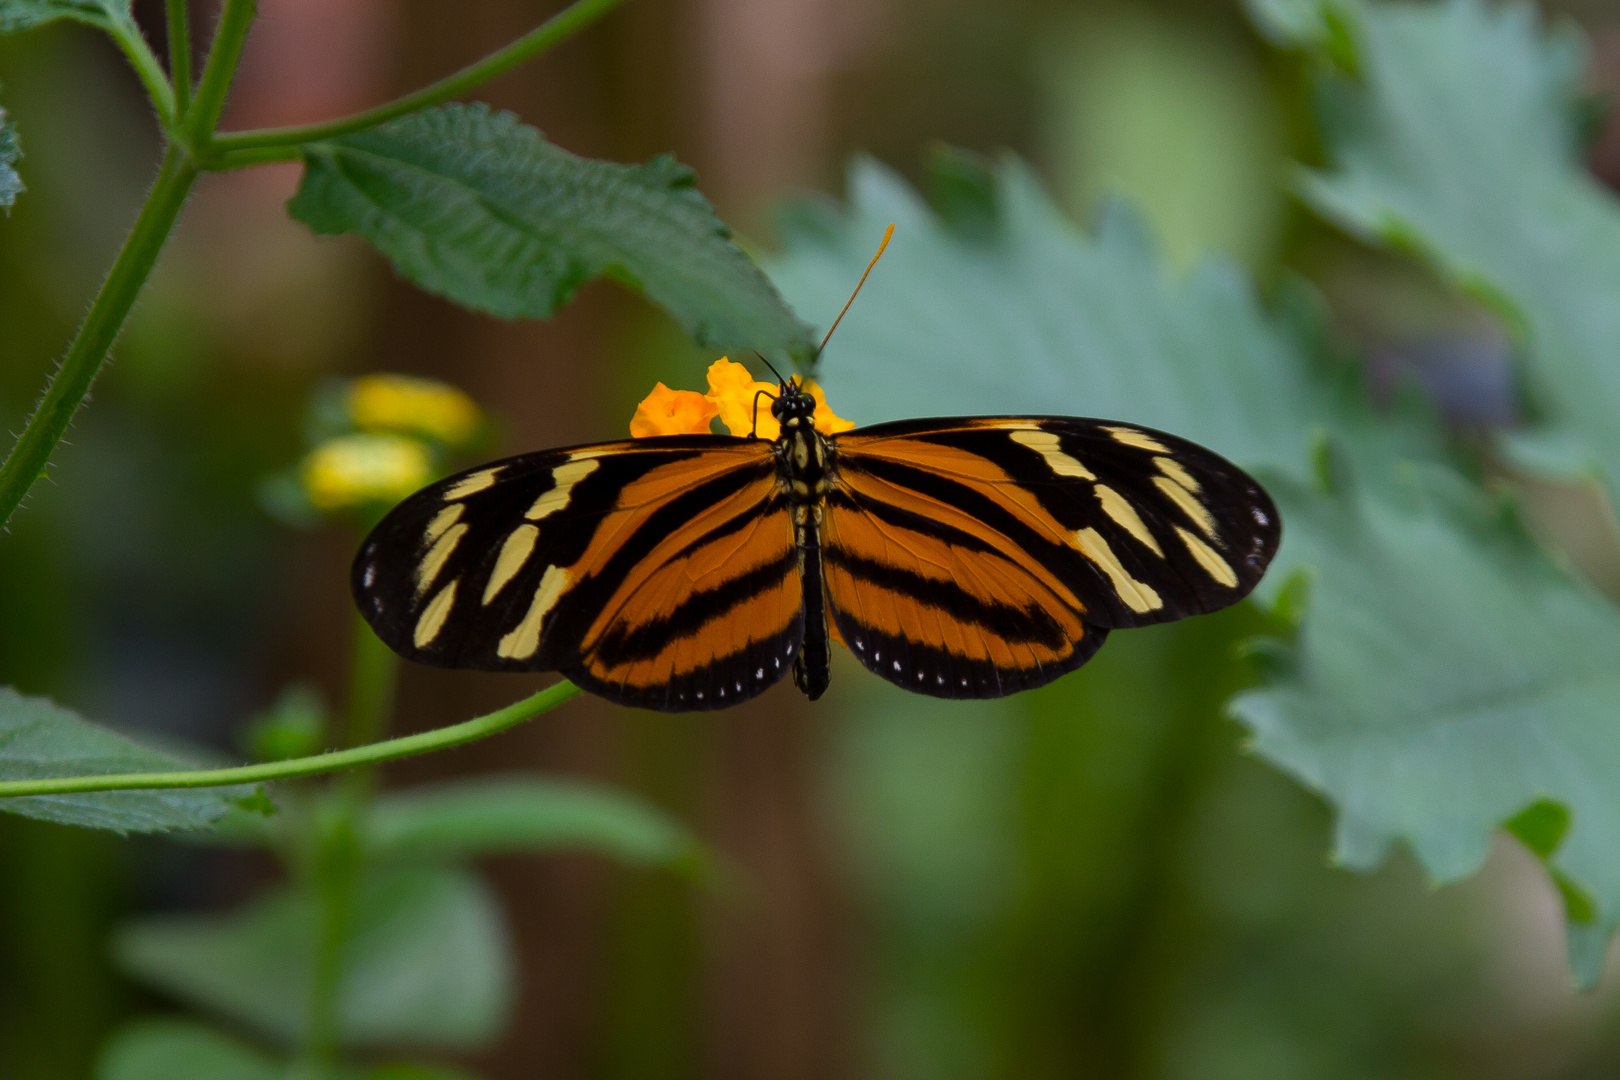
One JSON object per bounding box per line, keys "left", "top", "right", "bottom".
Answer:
{"left": 8, "top": 0, "right": 1620, "bottom": 1078}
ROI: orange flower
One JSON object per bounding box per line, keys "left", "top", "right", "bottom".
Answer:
{"left": 702, "top": 357, "right": 856, "bottom": 439}
{"left": 704, "top": 357, "right": 781, "bottom": 438}
{"left": 804, "top": 380, "right": 856, "bottom": 435}
{"left": 630, "top": 382, "right": 719, "bottom": 437}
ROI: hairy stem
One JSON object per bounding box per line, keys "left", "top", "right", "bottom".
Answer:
{"left": 186, "top": 0, "right": 257, "bottom": 143}
{"left": 208, "top": 0, "right": 625, "bottom": 157}
{"left": 0, "top": 682, "right": 581, "bottom": 798}
{"left": 167, "top": 0, "right": 193, "bottom": 120}
{"left": 0, "top": 146, "right": 198, "bottom": 527}
{"left": 105, "top": 17, "right": 176, "bottom": 133}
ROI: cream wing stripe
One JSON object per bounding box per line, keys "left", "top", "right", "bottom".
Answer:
{"left": 424, "top": 503, "right": 464, "bottom": 544}
{"left": 1176, "top": 527, "right": 1239, "bottom": 587}
{"left": 415, "top": 522, "right": 468, "bottom": 597}
{"left": 498, "top": 565, "right": 572, "bottom": 660}
{"left": 526, "top": 459, "right": 600, "bottom": 521}
{"left": 1010, "top": 429, "right": 1096, "bottom": 479}
{"left": 1094, "top": 484, "right": 1163, "bottom": 556}
{"left": 1153, "top": 475, "right": 1219, "bottom": 540}
{"left": 484, "top": 524, "right": 539, "bottom": 605}
{"left": 414, "top": 580, "right": 458, "bottom": 648}
{"left": 1103, "top": 426, "right": 1170, "bottom": 453}
{"left": 1072, "top": 528, "right": 1163, "bottom": 614}
{"left": 444, "top": 467, "right": 499, "bottom": 500}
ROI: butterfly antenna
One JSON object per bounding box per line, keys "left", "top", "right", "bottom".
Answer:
{"left": 816, "top": 223, "right": 895, "bottom": 359}
{"left": 753, "top": 350, "right": 792, "bottom": 389}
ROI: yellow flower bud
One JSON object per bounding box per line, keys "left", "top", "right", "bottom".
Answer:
{"left": 349, "top": 375, "right": 481, "bottom": 446}
{"left": 301, "top": 433, "right": 433, "bottom": 511}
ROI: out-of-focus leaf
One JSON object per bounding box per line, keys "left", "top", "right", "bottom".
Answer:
{"left": 1228, "top": 462, "right": 1620, "bottom": 986}
{"left": 1272, "top": 0, "right": 1620, "bottom": 508}
{"left": 0, "top": 0, "right": 129, "bottom": 32}
{"left": 0, "top": 687, "right": 249, "bottom": 833}
{"left": 0, "top": 99, "right": 21, "bottom": 209}
{"left": 96, "top": 1019, "right": 281, "bottom": 1080}
{"left": 366, "top": 1066, "right": 484, "bottom": 1080}
{"left": 288, "top": 103, "right": 813, "bottom": 361}
{"left": 767, "top": 156, "right": 1321, "bottom": 474}
{"left": 361, "top": 775, "right": 702, "bottom": 872}
{"left": 114, "top": 867, "right": 513, "bottom": 1051}
{"left": 244, "top": 682, "right": 327, "bottom": 763}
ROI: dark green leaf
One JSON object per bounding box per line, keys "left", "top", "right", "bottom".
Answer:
{"left": 361, "top": 775, "right": 702, "bottom": 872}
{"left": 1228, "top": 463, "right": 1620, "bottom": 987}
{"left": 96, "top": 1019, "right": 281, "bottom": 1080}
{"left": 0, "top": 687, "right": 248, "bottom": 833}
{"left": 0, "top": 99, "right": 21, "bottom": 209}
{"left": 287, "top": 103, "right": 813, "bottom": 361}
{"left": 0, "top": 0, "right": 129, "bottom": 32}
{"left": 114, "top": 867, "right": 512, "bottom": 1050}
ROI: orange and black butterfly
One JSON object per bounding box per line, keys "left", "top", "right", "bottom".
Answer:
{"left": 351, "top": 388, "right": 1280, "bottom": 710}
{"left": 352, "top": 227, "right": 1279, "bottom": 710}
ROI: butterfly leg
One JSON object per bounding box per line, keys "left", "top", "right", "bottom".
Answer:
{"left": 792, "top": 503, "right": 830, "bottom": 700}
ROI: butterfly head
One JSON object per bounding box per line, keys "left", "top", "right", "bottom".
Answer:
{"left": 771, "top": 377, "right": 817, "bottom": 427}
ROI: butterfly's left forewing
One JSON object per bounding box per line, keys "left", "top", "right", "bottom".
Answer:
{"left": 353, "top": 436, "right": 801, "bottom": 711}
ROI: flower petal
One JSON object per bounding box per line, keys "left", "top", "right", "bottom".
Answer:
{"left": 806, "top": 381, "right": 856, "bottom": 434}
{"left": 630, "top": 382, "right": 720, "bottom": 437}
{"left": 705, "top": 357, "right": 779, "bottom": 439}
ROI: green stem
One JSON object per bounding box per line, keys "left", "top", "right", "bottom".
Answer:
{"left": 187, "top": 0, "right": 257, "bottom": 144}
{"left": 0, "top": 682, "right": 580, "bottom": 799}
{"left": 302, "top": 809, "right": 360, "bottom": 1067}
{"left": 343, "top": 615, "right": 400, "bottom": 750}
{"left": 167, "top": 0, "right": 193, "bottom": 120}
{"left": 207, "top": 0, "right": 625, "bottom": 156}
{"left": 105, "top": 17, "right": 177, "bottom": 133}
{"left": 0, "top": 146, "right": 199, "bottom": 528}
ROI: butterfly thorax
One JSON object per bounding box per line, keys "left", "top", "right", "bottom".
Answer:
{"left": 771, "top": 388, "right": 834, "bottom": 505}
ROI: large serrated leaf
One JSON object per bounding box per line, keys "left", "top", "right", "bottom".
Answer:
{"left": 0, "top": 0, "right": 130, "bottom": 32}
{"left": 362, "top": 775, "right": 702, "bottom": 871}
{"left": 767, "top": 156, "right": 1322, "bottom": 474}
{"left": 0, "top": 99, "right": 21, "bottom": 209}
{"left": 1275, "top": 0, "right": 1620, "bottom": 500}
{"left": 96, "top": 1019, "right": 281, "bottom": 1080}
{"left": 0, "top": 687, "right": 248, "bottom": 833}
{"left": 1229, "top": 463, "right": 1620, "bottom": 986}
{"left": 287, "top": 103, "right": 814, "bottom": 360}
{"left": 114, "top": 867, "right": 513, "bottom": 1051}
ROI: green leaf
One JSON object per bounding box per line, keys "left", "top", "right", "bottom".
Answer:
{"left": 0, "top": 687, "right": 248, "bottom": 833}
{"left": 0, "top": 0, "right": 129, "bottom": 32}
{"left": 114, "top": 867, "right": 513, "bottom": 1051}
{"left": 96, "top": 1019, "right": 281, "bottom": 1080}
{"left": 366, "top": 1066, "right": 484, "bottom": 1080}
{"left": 0, "top": 99, "right": 21, "bottom": 210}
{"left": 287, "top": 103, "right": 813, "bottom": 361}
{"left": 1228, "top": 462, "right": 1620, "bottom": 986}
{"left": 1274, "top": 0, "right": 1620, "bottom": 513}
{"left": 767, "top": 155, "right": 1322, "bottom": 474}
{"left": 361, "top": 775, "right": 702, "bottom": 872}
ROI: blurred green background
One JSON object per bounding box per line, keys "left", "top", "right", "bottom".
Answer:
{"left": 6, "top": 0, "right": 1620, "bottom": 1076}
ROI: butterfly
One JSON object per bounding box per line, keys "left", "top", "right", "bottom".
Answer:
{"left": 350, "top": 377, "right": 1280, "bottom": 711}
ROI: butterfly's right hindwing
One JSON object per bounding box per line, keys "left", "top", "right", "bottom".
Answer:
{"left": 352, "top": 436, "right": 801, "bottom": 711}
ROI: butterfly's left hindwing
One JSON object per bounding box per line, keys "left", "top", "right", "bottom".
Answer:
{"left": 352, "top": 436, "right": 801, "bottom": 711}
